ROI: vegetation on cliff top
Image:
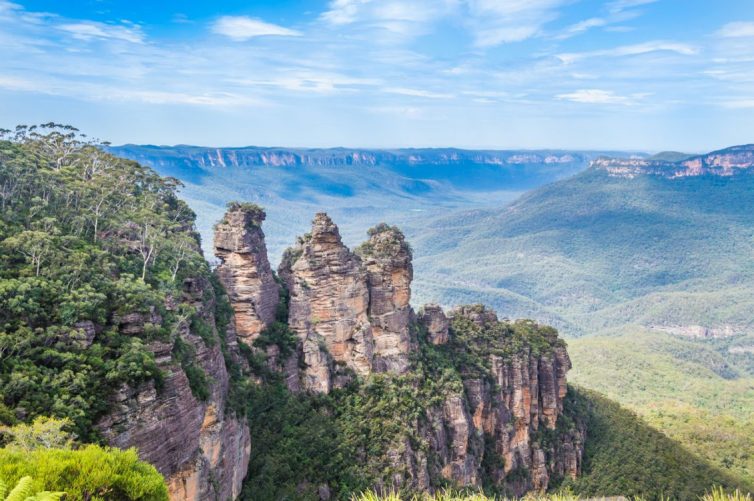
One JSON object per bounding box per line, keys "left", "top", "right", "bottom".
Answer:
{"left": 0, "top": 124, "right": 221, "bottom": 440}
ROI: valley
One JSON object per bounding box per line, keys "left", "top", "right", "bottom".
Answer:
{"left": 113, "top": 142, "right": 754, "bottom": 496}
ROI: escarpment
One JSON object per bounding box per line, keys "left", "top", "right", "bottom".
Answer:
{"left": 219, "top": 209, "right": 586, "bottom": 497}
{"left": 214, "top": 203, "right": 279, "bottom": 346}
{"left": 97, "top": 276, "right": 251, "bottom": 501}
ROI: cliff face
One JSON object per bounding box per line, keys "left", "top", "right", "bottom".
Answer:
{"left": 278, "top": 213, "right": 374, "bottom": 392}
{"left": 593, "top": 144, "right": 754, "bottom": 178}
{"left": 243, "top": 212, "right": 585, "bottom": 495}
{"left": 411, "top": 307, "right": 584, "bottom": 495}
{"left": 97, "top": 277, "right": 250, "bottom": 501}
{"left": 356, "top": 224, "right": 414, "bottom": 373}
{"left": 276, "top": 214, "right": 419, "bottom": 392}
{"left": 214, "top": 204, "right": 279, "bottom": 346}
{"left": 112, "top": 145, "right": 588, "bottom": 170}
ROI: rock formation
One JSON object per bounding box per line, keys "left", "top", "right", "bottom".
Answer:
{"left": 356, "top": 223, "right": 414, "bottom": 372}
{"left": 406, "top": 307, "right": 584, "bottom": 496}
{"left": 417, "top": 304, "right": 449, "bottom": 345}
{"left": 279, "top": 213, "right": 374, "bottom": 393}
{"left": 97, "top": 277, "right": 250, "bottom": 501}
{"left": 214, "top": 203, "right": 279, "bottom": 346}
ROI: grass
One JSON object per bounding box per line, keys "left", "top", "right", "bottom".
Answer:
{"left": 352, "top": 487, "right": 753, "bottom": 500}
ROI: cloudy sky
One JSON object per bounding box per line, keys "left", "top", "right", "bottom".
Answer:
{"left": 0, "top": 0, "right": 753, "bottom": 150}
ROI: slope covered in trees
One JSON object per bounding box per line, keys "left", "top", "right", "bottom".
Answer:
{"left": 0, "top": 124, "right": 213, "bottom": 440}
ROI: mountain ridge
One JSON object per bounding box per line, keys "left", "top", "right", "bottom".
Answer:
{"left": 593, "top": 144, "right": 754, "bottom": 178}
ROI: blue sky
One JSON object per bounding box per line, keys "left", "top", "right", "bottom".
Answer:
{"left": 0, "top": 0, "right": 753, "bottom": 150}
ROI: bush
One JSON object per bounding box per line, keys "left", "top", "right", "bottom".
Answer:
{"left": 0, "top": 445, "right": 168, "bottom": 500}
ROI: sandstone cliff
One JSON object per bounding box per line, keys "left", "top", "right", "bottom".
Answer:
{"left": 214, "top": 203, "right": 279, "bottom": 346}
{"left": 244, "top": 212, "right": 585, "bottom": 495}
{"left": 593, "top": 144, "right": 754, "bottom": 178}
{"left": 97, "top": 277, "right": 250, "bottom": 501}
{"left": 356, "top": 223, "right": 414, "bottom": 373}
{"left": 278, "top": 213, "right": 374, "bottom": 392}
{"left": 410, "top": 306, "right": 584, "bottom": 495}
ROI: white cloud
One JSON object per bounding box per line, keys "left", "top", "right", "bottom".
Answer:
{"left": 233, "top": 73, "right": 381, "bottom": 94}
{"left": 465, "top": 0, "right": 566, "bottom": 46}
{"left": 211, "top": 16, "right": 301, "bottom": 41}
{"left": 607, "top": 0, "right": 658, "bottom": 14}
{"left": 384, "top": 87, "right": 454, "bottom": 99}
{"left": 321, "top": 0, "right": 566, "bottom": 46}
{"left": 59, "top": 21, "right": 144, "bottom": 43}
{"left": 320, "top": 0, "right": 456, "bottom": 39}
{"left": 102, "top": 90, "right": 266, "bottom": 107}
{"left": 556, "top": 89, "right": 647, "bottom": 105}
{"left": 717, "top": 21, "right": 754, "bottom": 38}
{"left": 557, "top": 41, "right": 698, "bottom": 64}
{"left": 720, "top": 99, "right": 754, "bottom": 109}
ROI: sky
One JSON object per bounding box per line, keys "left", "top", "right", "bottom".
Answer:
{"left": 0, "top": 0, "right": 753, "bottom": 151}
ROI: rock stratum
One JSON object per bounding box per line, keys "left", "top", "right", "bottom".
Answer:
{"left": 97, "top": 276, "right": 251, "bottom": 501}
{"left": 593, "top": 144, "right": 754, "bottom": 178}
{"left": 215, "top": 206, "right": 586, "bottom": 496}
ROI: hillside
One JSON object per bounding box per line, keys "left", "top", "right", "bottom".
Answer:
{"left": 411, "top": 145, "right": 754, "bottom": 339}
{"left": 408, "top": 144, "right": 754, "bottom": 491}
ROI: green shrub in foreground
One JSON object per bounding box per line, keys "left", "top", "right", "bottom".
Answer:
{"left": 0, "top": 476, "right": 64, "bottom": 500}
{"left": 0, "top": 445, "right": 167, "bottom": 501}
{"left": 353, "top": 487, "right": 754, "bottom": 500}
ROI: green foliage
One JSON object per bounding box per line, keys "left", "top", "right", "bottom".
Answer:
{"left": 241, "top": 315, "right": 568, "bottom": 500}
{"left": 0, "top": 476, "right": 64, "bottom": 501}
{"left": 562, "top": 387, "right": 751, "bottom": 500}
{"left": 171, "top": 338, "right": 210, "bottom": 401}
{"left": 0, "top": 125, "right": 218, "bottom": 439}
{"left": 569, "top": 331, "right": 754, "bottom": 489}
{"left": 0, "top": 416, "right": 75, "bottom": 452}
{"left": 352, "top": 489, "right": 753, "bottom": 501}
{"left": 252, "top": 321, "right": 298, "bottom": 359}
{"left": 0, "top": 444, "right": 168, "bottom": 500}
{"left": 701, "top": 487, "right": 753, "bottom": 501}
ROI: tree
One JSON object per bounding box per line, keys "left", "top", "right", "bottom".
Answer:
{"left": 0, "top": 417, "right": 75, "bottom": 452}
{"left": 2, "top": 230, "right": 55, "bottom": 276}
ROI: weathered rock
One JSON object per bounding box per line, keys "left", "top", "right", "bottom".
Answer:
{"left": 214, "top": 204, "right": 279, "bottom": 346}
{"left": 97, "top": 277, "right": 250, "bottom": 501}
{"left": 449, "top": 304, "right": 498, "bottom": 328}
{"left": 418, "top": 304, "right": 449, "bottom": 345}
{"left": 356, "top": 224, "right": 413, "bottom": 373}
{"left": 279, "top": 213, "right": 374, "bottom": 392}
{"left": 397, "top": 309, "right": 584, "bottom": 495}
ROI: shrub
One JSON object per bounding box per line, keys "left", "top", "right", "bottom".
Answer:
{"left": 0, "top": 445, "right": 168, "bottom": 500}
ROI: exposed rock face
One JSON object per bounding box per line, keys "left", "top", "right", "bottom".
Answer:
{"left": 356, "top": 224, "right": 414, "bottom": 373}
{"left": 412, "top": 306, "right": 584, "bottom": 496}
{"left": 648, "top": 323, "right": 741, "bottom": 339}
{"left": 593, "top": 144, "right": 754, "bottom": 178}
{"left": 112, "top": 146, "right": 590, "bottom": 170}
{"left": 97, "top": 277, "right": 250, "bottom": 501}
{"left": 279, "top": 213, "right": 374, "bottom": 392}
{"left": 214, "top": 204, "right": 279, "bottom": 346}
{"left": 418, "top": 304, "right": 449, "bottom": 345}
{"left": 208, "top": 210, "right": 584, "bottom": 497}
